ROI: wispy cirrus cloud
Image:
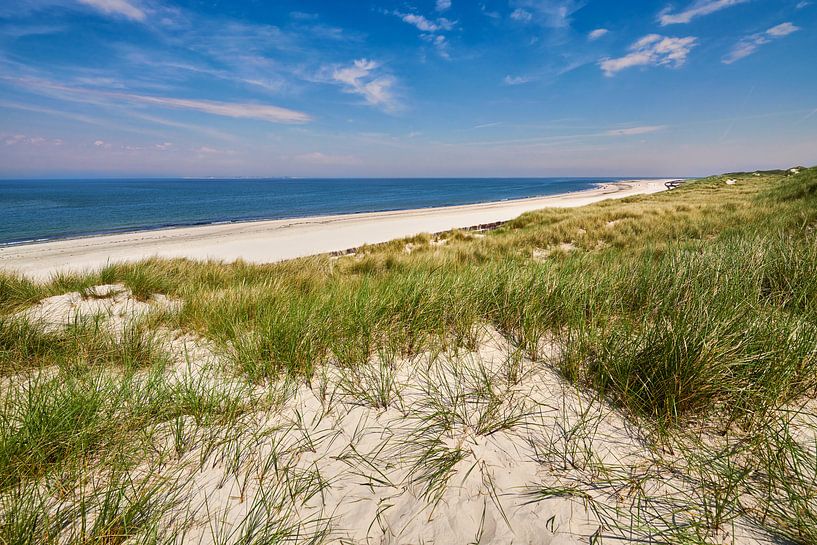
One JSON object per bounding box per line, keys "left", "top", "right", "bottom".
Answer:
{"left": 0, "top": 23, "right": 65, "bottom": 39}
{"left": 77, "top": 0, "right": 147, "bottom": 21}
{"left": 394, "top": 12, "right": 454, "bottom": 33}
{"left": 588, "top": 28, "right": 608, "bottom": 41}
{"left": 600, "top": 34, "right": 697, "bottom": 76}
{"left": 503, "top": 75, "right": 533, "bottom": 85}
{"left": 766, "top": 22, "right": 801, "bottom": 37}
{"left": 4, "top": 76, "right": 312, "bottom": 123}
{"left": 3, "top": 133, "right": 61, "bottom": 146}
{"left": 606, "top": 125, "right": 667, "bottom": 136}
{"left": 390, "top": 10, "right": 455, "bottom": 57}
{"left": 723, "top": 22, "right": 800, "bottom": 64}
{"left": 1, "top": 3, "right": 363, "bottom": 121}
{"left": 123, "top": 94, "right": 311, "bottom": 123}
{"left": 114, "top": 16, "right": 346, "bottom": 99}
{"left": 472, "top": 121, "right": 502, "bottom": 129}
{"left": 436, "top": 0, "right": 452, "bottom": 12}
{"left": 456, "top": 123, "right": 669, "bottom": 148}
{"left": 0, "top": 97, "right": 190, "bottom": 139}
{"left": 509, "top": 0, "right": 583, "bottom": 29}
{"left": 659, "top": 0, "right": 749, "bottom": 26}
{"left": 331, "top": 59, "right": 401, "bottom": 112}
{"left": 510, "top": 8, "right": 533, "bottom": 22}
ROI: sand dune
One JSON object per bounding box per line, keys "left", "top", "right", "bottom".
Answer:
{"left": 10, "top": 282, "right": 775, "bottom": 544}
{"left": 0, "top": 179, "right": 669, "bottom": 280}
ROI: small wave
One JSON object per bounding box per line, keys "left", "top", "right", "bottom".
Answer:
{"left": 0, "top": 238, "right": 51, "bottom": 248}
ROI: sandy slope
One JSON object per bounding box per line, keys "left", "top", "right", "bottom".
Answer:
{"left": 12, "top": 283, "right": 778, "bottom": 545}
{"left": 0, "top": 179, "right": 670, "bottom": 280}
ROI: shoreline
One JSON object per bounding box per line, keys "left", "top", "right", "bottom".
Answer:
{"left": 0, "top": 179, "right": 674, "bottom": 280}
{"left": 0, "top": 181, "right": 610, "bottom": 249}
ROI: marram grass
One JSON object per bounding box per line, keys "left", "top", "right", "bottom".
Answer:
{"left": 3, "top": 169, "right": 816, "bottom": 424}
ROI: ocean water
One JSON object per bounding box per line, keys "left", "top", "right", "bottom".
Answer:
{"left": 0, "top": 177, "right": 626, "bottom": 246}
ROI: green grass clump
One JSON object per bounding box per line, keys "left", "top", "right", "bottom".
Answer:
{"left": 0, "top": 373, "right": 115, "bottom": 491}
{"left": 558, "top": 232, "right": 817, "bottom": 425}
{"left": 0, "top": 275, "right": 43, "bottom": 314}
{"left": 0, "top": 318, "right": 170, "bottom": 375}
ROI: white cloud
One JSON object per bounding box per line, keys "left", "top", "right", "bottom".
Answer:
{"left": 503, "top": 75, "right": 533, "bottom": 85}
{"left": 401, "top": 13, "right": 438, "bottom": 31}
{"left": 4, "top": 134, "right": 26, "bottom": 146}
{"left": 509, "top": 1, "right": 581, "bottom": 29}
{"left": 420, "top": 33, "right": 450, "bottom": 58}
{"left": 332, "top": 59, "right": 400, "bottom": 112}
{"left": 510, "top": 9, "right": 533, "bottom": 22}
{"left": 723, "top": 41, "right": 763, "bottom": 63}
{"left": 391, "top": 11, "right": 454, "bottom": 58}
{"left": 120, "top": 94, "right": 312, "bottom": 123}
{"left": 436, "top": 0, "right": 452, "bottom": 12}
{"left": 588, "top": 28, "right": 609, "bottom": 41}
{"left": 397, "top": 13, "right": 454, "bottom": 32}
{"left": 600, "top": 34, "right": 697, "bottom": 76}
{"left": 659, "top": 0, "right": 749, "bottom": 25}
{"left": 723, "top": 22, "right": 800, "bottom": 64}
{"left": 472, "top": 122, "right": 502, "bottom": 129}
{"left": 766, "top": 22, "right": 800, "bottom": 37}
{"left": 13, "top": 76, "right": 313, "bottom": 123}
{"left": 3, "top": 134, "right": 59, "bottom": 146}
{"left": 4, "top": 61, "right": 313, "bottom": 132}
{"left": 606, "top": 125, "right": 667, "bottom": 136}
{"left": 77, "top": 0, "right": 147, "bottom": 22}
{"left": 796, "top": 1, "right": 811, "bottom": 8}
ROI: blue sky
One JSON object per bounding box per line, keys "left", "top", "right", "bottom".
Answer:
{"left": 0, "top": 0, "right": 815, "bottom": 178}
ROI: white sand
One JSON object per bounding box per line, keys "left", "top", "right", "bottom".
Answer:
{"left": 19, "top": 283, "right": 179, "bottom": 333}
{"left": 0, "top": 179, "right": 671, "bottom": 280}
{"left": 9, "top": 284, "right": 783, "bottom": 544}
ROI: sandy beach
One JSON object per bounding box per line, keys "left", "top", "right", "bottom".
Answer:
{"left": 0, "top": 179, "right": 670, "bottom": 280}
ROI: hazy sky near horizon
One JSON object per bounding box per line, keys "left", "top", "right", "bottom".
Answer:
{"left": 1, "top": 0, "right": 815, "bottom": 178}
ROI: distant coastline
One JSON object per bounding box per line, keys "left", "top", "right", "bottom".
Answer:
{"left": 0, "top": 177, "right": 675, "bottom": 247}
{"left": 0, "top": 184, "right": 601, "bottom": 248}
{"left": 0, "top": 179, "right": 672, "bottom": 279}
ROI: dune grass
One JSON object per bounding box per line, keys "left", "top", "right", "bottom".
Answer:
{"left": 25, "top": 167, "right": 809, "bottom": 428}
{"left": 1, "top": 167, "right": 816, "bottom": 542}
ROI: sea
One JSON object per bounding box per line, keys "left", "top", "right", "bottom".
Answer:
{"left": 0, "top": 177, "right": 631, "bottom": 246}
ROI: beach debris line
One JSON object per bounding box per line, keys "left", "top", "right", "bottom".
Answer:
{"left": 330, "top": 220, "right": 505, "bottom": 258}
